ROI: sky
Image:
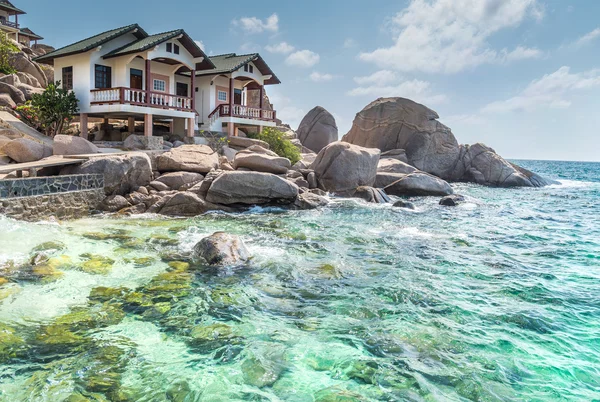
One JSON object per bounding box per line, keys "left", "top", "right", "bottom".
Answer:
{"left": 21, "top": 0, "right": 600, "bottom": 161}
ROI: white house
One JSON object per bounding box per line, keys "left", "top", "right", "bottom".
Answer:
{"left": 34, "top": 24, "right": 280, "bottom": 139}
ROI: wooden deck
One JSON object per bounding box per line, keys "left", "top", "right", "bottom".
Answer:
{"left": 0, "top": 157, "right": 86, "bottom": 176}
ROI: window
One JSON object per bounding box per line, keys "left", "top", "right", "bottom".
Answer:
{"left": 174, "top": 44, "right": 180, "bottom": 55}
{"left": 217, "top": 90, "right": 227, "bottom": 102}
{"left": 62, "top": 66, "right": 73, "bottom": 90}
{"left": 153, "top": 79, "right": 166, "bottom": 92}
{"left": 94, "top": 65, "right": 111, "bottom": 89}
{"left": 176, "top": 82, "right": 188, "bottom": 97}
{"left": 166, "top": 43, "right": 172, "bottom": 53}
{"left": 244, "top": 64, "right": 254, "bottom": 74}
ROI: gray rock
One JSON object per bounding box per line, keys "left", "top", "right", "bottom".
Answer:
{"left": 353, "top": 186, "right": 391, "bottom": 203}
{"left": 384, "top": 172, "right": 453, "bottom": 197}
{"left": 381, "top": 149, "right": 409, "bottom": 163}
{"left": 9, "top": 52, "right": 47, "bottom": 87}
{"left": 193, "top": 232, "right": 250, "bottom": 265}
{"left": 377, "top": 158, "right": 418, "bottom": 175}
{"left": 307, "top": 172, "right": 318, "bottom": 189}
{"left": 149, "top": 181, "right": 170, "bottom": 192}
{"left": 3, "top": 138, "right": 52, "bottom": 163}
{"left": 60, "top": 152, "right": 152, "bottom": 195}
{"left": 343, "top": 98, "right": 460, "bottom": 179}
{"left": 296, "top": 106, "right": 338, "bottom": 153}
{"left": 157, "top": 145, "right": 219, "bottom": 173}
{"left": 124, "top": 134, "right": 164, "bottom": 150}
{"left": 393, "top": 200, "right": 416, "bottom": 210}
{"left": 439, "top": 194, "right": 465, "bottom": 206}
{"left": 158, "top": 192, "right": 230, "bottom": 216}
{"left": 206, "top": 171, "right": 299, "bottom": 205}
{"left": 228, "top": 136, "right": 270, "bottom": 150}
{"left": 188, "top": 170, "right": 223, "bottom": 198}
{"left": 53, "top": 134, "right": 100, "bottom": 155}
{"left": 293, "top": 192, "right": 329, "bottom": 210}
{"left": 98, "top": 195, "right": 129, "bottom": 212}
{"left": 289, "top": 176, "right": 309, "bottom": 188}
{"left": 311, "top": 141, "right": 380, "bottom": 195}
{"left": 0, "top": 81, "right": 25, "bottom": 105}
{"left": 173, "top": 140, "right": 185, "bottom": 148}
{"left": 154, "top": 171, "right": 204, "bottom": 190}
{"left": 233, "top": 146, "right": 291, "bottom": 174}
{"left": 0, "top": 93, "right": 16, "bottom": 108}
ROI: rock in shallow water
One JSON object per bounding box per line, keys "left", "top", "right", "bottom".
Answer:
{"left": 193, "top": 232, "right": 250, "bottom": 266}
{"left": 385, "top": 172, "right": 453, "bottom": 197}
{"left": 439, "top": 194, "right": 466, "bottom": 206}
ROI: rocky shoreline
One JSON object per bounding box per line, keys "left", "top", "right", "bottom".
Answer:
{"left": 0, "top": 97, "right": 554, "bottom": 220}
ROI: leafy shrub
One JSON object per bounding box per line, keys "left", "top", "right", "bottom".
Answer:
{"left": 30, "top": 81, "right": 79, "bottom": 137}
{"left": 0, "top": 31, "right": 18, "bottom": 75}
{"left": 15, "top": 101, "right": 43, "bottom": 131}
{"left": 249, "top": 127, "right": 301, "bottom": 165}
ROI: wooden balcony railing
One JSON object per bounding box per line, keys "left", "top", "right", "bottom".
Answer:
{"left": 0, "top": 20, "right": 19, "bottom": 29}
{"left": 208, "top": 104, "right": 277, "bottom": 126}
{"left": 90, "top": 87, "right": 194, "bottom": 112}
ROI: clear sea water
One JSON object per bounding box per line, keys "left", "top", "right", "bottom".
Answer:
{"left": 0, "top": 160, "right": 598, "bottom": 401}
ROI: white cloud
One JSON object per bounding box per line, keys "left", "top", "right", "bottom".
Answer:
{"left": 194, "top": 40, "right": 205, "bottom": 51}
{"left": 572, "top": 28, "right": 600, "bottom": 48}
{"left": 343, "top": 38, "right": 357, "bottom": 48}
{"left": 482, "top": 66, "right": 600, "bottom": 113}
{"left": 285, "top": 50, "right": 320, "bottom": 68}
{"left": 501, "top": 46, "right": 543, "bottom": 62}
{"left": 348, "top": 78, "right": 447, "bottom": 105}
{"left": 309, "top": 72, "right": 334, "bottom": 82}
{"left": 359, "top": 0, "right": 543, "bottom": 74}
{"left": 265, "top": 42, "right": 295, "bottom": 54}
{"left": 444, "top": 114, "right": 487, "bottom": 126}
{"left": 232, "top": 13, "right": 279, "bottom": 34}
{"left": 353, "top": 70, "right": 398, "bottom": 86}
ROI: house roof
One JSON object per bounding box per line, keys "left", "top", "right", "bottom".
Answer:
{"left": 196, "top": 53, "right": 281, "bottom": 85}
{"left": 0, "top": 1, "right": 25, "bottom": 15}
{"left": 103, "top": 29, "right": 215, "bottom": 70}
{"left": 19, "top": 27, "right": 43, "bottom": 40}
{"left": 33, "top": 24, "right": 148, "bottom": 65}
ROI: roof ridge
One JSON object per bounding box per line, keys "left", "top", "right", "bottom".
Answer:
{"left": 39, "top": 24, "right": 142, "bottom": 57}
{"left": 103, "top": 29, "right": 186, "bottom": 58}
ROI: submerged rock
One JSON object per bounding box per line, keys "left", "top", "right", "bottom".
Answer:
{"left": 393, "top": 200, "right": 416, "bottom": 210}
{"left": 78, "top": 254, "right": 115, "bottom": 275}
{"left": 193, "top": 232, "right": 250, "bottom": 266}
{"left": 439, "top": 194, "right": 466, "bottom": 206}
{"left": 242, "top": 343, "right": 287, "bottom": 388}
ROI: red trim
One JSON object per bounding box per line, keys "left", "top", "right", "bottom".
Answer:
{"left": 208, "top": 104, "right": 277, "bottom": 122}
{"left": 90, "top": 87, "right": 195, "bottom": 112}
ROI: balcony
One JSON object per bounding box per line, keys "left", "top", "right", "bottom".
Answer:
{"left": 90, "top": 87, "right": 194, "bottom": 113}
{"left": 0, "top": 19, "right": 19, "bottom": 29}
{"left": 208, "top": 104, "right": 276, "bottom": 127}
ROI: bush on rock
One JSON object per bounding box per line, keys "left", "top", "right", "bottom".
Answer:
{"left": 248, "top": 127, "right": 301, "bottom": 165}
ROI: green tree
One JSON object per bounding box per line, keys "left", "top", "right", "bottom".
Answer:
{"left": 31, "top": 81, "right": 79, "bottom": 137}
{"left": 0, "top": 31, "right": 18, "bottom": 74}
{"left": 249, "top": 127, "right": 301, "bottom": 165}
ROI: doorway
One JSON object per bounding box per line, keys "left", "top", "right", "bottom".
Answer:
{"left": 176, "top": 82, "right": 189, "bottom": 97}
{"left": 234, "top": 89, "right": 242, "bottom": 105}
{"left": 130, "top": 69, "right": 143, "bottom": 89}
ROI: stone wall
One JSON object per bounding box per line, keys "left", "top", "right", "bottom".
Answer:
{"left": 0, "top": 174, "right": 104, "bottom": 198}
{"left": 0, "top": 189, "right": 105, "bottom": 221}
{"left": 0, "top": 174, "right": 105, "bottom": 221}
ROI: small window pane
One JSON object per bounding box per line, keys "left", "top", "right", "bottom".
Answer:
{"left": 94, "top": 65, "right": 111, "bottom": 89}
{"left": 174, "top": 44, "right": 180, "bottom": 55}
{"left": 62, "top": 66, "right": 73, "bottom": 90}
{"left": 166, "top": 43, "right": 172, "bottom": 53}
{"left": 249, "top": 65, "right": 254, "bottom": 74}
{"left": 218, "top": 91, "right": 227, "bottom": 102}
{"left": 153, "top": 79, "right": 166, "bottom": 92}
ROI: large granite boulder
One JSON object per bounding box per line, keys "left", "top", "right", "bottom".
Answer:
{"left": 296, "top": 106, "right": 338, "bottom": 153}
{"left": 384, "top": 172, "right": 453, "bottom": 197}
{"left": 451, "top": 143, "right": 544, "bottom": 187}
{"left": 157, "top": 145, "right": 219, "bottom": 173}
{"left": 0, "top": 93, "right": 16, "bottom": 108}
{"left": 9, "top": 52, "right": 48, "bottom": 87}
{"left": 123, "top": 134, "right": 164, "bottom": 150}
{"left": 53, "top": 134, "right": 100, "bottom": 156}
{"left": 233, "top": 146, "right": 291, "bottom": 174}
{"left": 154, "top": 172, "right": 204, "bottom": 190}
{"left": 0, "top": 82, "right": 26, "bottom": 105}
{"left": 3, "top": 138, "right": 52, "bottom": 162}
{"left": 292, "top": 191, "right": 329, "bottom": 210}
{"left": 311, "top": 141, "right": 380, "bottom": 194}
{"left": 193, "top": 232, "right": 250, "bottom": 266}
{"left": 206, "top": 171, "right": 299, "bottom": 205}
{"left": 60, "top": 152, "right": 152, "bottom": 195}
{"left": 343, "top": 98, "right": 460, "bottom": 179}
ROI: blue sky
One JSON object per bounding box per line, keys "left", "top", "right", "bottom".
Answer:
{"left": 22, "top": 0, "right": 600, "bottom": 161}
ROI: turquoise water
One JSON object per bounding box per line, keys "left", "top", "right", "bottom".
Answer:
{"left": 0, "top": 160, "right": 598, "bottom": 401}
